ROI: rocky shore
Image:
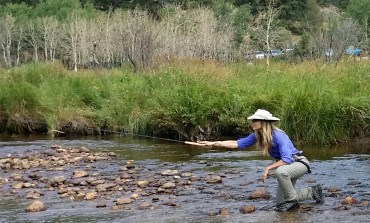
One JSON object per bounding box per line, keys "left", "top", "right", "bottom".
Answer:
{"left": 0, "top": 144, "right": 369, "bottom": 222}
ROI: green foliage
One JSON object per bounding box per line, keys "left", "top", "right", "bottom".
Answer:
{"left": 294, "top": 32, "right": 310, "bottom": 57}
{"left": 0, "top": 0, "right": 98, "bottom": 21}
{"left": 346, "top": 0, "right": 370, "bottom": 38}
{"left": 1, "top": 61, "right": 369, "bottom": 145}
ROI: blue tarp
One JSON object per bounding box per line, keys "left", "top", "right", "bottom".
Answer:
{"left": 346, "top": 46, "right": 362, "bottom": 56}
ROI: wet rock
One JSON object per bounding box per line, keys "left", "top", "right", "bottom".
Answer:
{"left": 341, "top": 196, "right": 358, "bottom": 205}
{"left": 90, "top": 179, "right": 106, "bottom": 186}
{"left": 334, "top": 206, "right": 350, "bottom": 211}
{"left": 306, "top": 179, "right": 316, "bottom": 183}
{"left": 23, "top": 182, "right": 33, "bottom": 188}
{"left": 25, "top": 190, "right": 42, "bottom": 199}
{"left": 0, "top": 178, "right": 9, "bottom": 184}
{"left": 163, "top": 202, "right": 177, "bottom": 206}
{"left": 137, "top": 180, "right": 149, "bottom": 188}
{"left": 190, "top": 176, "right": 200, "bottom": 182}
{"left": 216, "top": 191, "right": 232, "bottom": 200}
{"left": 137, "top": 202, "right": 152, "bottom": 210}
{"left": 28, "top": 173, "right": 41, "bottom": 180}
{"left": 116, "top": 197, "right": 134, "bottom": 205}
{"left": 347, "top": 180, "right": 361, "bottom": 185}
{"left": 130, "top": 194, "right": 139, "bottom": 199}
{"left": 240, "top": 205, "right": 256, "bottom": 214}
{"left": 205, "top": 175, "right": 222, "bottom": 184}
{"left": 161, "top": 169, "right": 179, "bottom": 176}
{"left": 328, "top": 186, "right": 341, "bottom": 192}
{"left": 181, "top": 172, "right": 192, "bottom": 177}
{"left": 240, "top": 180, "right": 254, "bottom": 186}
{"left": 85, "top": 192, "right": 97, "bottom": 200}
{"left": 96, "top": 183, "right": 117, "bottom": 192}
{"left": 12, "top": 182, "right": 23, "bottom": 189}
{"left": 248, "top": 188, "right": 271, "bottom": 200}
{"left": 25, "top": 200, "right": 47, "bottom": 212}
{"left": 219, "top": 208, "right": 230, "bottom": 215}
{"left": 360, "top": 199, "right": 369, "bottom": 206}
{"left": 126, "top": 164, "right": 136, "bottom": 169}
{"left": 161, "top": 182, "right": 176, "bottom": 189}
{"left": 120, "top": 173, "right": 131, "bottom": 179}
{"left": 51, "top": 176, "right": 67, "bottom": 185}
{"left": 73, "top": 170, "right": 89, "bottom": 179}
{"left": 96, "top": 203, "right": 107, "bottom": 208}
{"left": 10, "top": 174, "right": 23, "bottom": 181}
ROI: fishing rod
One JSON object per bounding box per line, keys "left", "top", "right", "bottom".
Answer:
{"left": 1, "top": 116, "right": 206, "bottom": 146}
{"left": 50, "top": 128, "right": 205, "bottom": 146}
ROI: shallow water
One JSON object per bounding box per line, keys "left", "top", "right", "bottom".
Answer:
{"left": 0, "top": 135, "right": 369, "bottom": 223}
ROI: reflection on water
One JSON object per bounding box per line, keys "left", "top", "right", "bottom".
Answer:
{"left": 0, "top": 134, "right": 368, "bottom": 162}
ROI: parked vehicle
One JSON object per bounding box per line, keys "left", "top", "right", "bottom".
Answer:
{"left": 254, "top": 51, "right": 266, "bottom": 59}
{"left": 266, "top": 49, "right": 283, "bottom": 57}
{"left": 325, "top": 49, "right": 334, "bottom": 57}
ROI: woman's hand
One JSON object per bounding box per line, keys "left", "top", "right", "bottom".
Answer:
{"left": 261, "top": 168, "right": 269, "bottom": 183}
{"left": 197, "top": 141, "right": 218, "bottom": 147}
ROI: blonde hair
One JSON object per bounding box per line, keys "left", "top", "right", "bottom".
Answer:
{"left": 255, "top": 121, "right": 282, "bottom": 156}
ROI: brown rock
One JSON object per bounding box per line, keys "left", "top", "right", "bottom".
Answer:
{"left": 116, "top": 197, "right": 134, "bottom": 205}
{"left": 248, "top": 188, "right": 271, "bottom": 200}
{"left": 328, "top": 186, "right": 341, "bottom": 192}
{"left": 73, "top": 170, "right": 89, "bottom": 178}
{"left": 137, "top": 180, "right": 149, "bottom": 188}
{"left": 137, "top": 202, "right": 152, "bottom": 210}
{"left": 341, "top": 196, "right": 358, "bottom": 205}
{"left": 205, "top": 175, "right": 222, "bottom": 184}
{"left": 219, "top": 208, "right": 230, "bottom": 215}
{"left": 240, "top": 205, "right": 256, "bottom": 214}
{"left": 25, "top": 200, "right": 47, "bottom": 212}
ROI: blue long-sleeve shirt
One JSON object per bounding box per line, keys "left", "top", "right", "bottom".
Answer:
{"left": 236, "top": 130, "right": 301, "bottom": 163}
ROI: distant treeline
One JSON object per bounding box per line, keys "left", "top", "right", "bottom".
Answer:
{"left": 0, "top": 0, "right": 369, "bottom": 70}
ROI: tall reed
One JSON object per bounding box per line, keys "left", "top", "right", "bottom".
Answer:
{"left": 0, "top": 60, "right": 369, "bottom": 145}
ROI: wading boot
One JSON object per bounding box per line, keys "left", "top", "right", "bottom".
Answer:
{"left": 275, "top": 200, "right": 299, "bottom": 212}
{"left": 312, "top": 184, "right": 324, "bottom": 204}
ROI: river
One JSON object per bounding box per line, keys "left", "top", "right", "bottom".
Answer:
{"left": 0, "top": 135, "right": 369, "bottom": 223}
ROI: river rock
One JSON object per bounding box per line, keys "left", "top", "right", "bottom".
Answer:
{"left": 341, "top": 196, "right": 358, "bottom": 205}
{"left": 51, "top": 176, "right": 67, "bottom": 185}
{"left": 25, "top": 200, "right": 47, "bottom": 212}
{"left": 73, "top": 170, "right": 89, "bottom": 178}
{"left": 328, "top": 186, "right": 341, "bottom": 192}
{"left": 137, "top": 180, "right": 149, "bottom": 188}
{"left": 116, "top": 197, "right": 134, "bottom": 205}
{"left": 248, "top": 188, "right": 271, "bottom": 200}
{"left": 12, "top": 182, "right": 23, "bottom": 189}
{"left": 161, "top": 182, "right": 176, "bottom": 189}
{"left": 240, "top": 205, "right": 256, "bottom": 214}
{"left": 85, "top": 191, "right": 98, "bottom": 201}
{"left": 130, "top": 193, "right": 139, "bottom": 199}
{"left": 137, "top": 202, "right": 152, "bottom": 210}
{"left": 205, "top": 175, "right": 222, "bottom": 184}
{"left": 219, "top": 208, "right": 230, "bottom": 215}
{"left": 161, "top": 169, "right": 179, "bottom": 176}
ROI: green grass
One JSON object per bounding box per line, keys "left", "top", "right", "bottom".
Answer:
{"left": 0, "top": 60, "right": 369, "bottom": 145}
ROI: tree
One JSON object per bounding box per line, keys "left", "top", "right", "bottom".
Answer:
{"left": 0, "top": 14, "right": 16, "bottom": 67}
{"left": 347, "top": 0, "right": 370, "bottom": 44}
{"left": 251, "top": 0, "right": 286, "bottom": 66}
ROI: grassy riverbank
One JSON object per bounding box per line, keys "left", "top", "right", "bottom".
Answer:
{"left": 0, "top": 60, "right": 369, "bottom": 144}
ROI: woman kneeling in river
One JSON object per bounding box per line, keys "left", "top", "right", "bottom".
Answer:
{"left": 198, "top": 109, "right": 324, "bottom": 212}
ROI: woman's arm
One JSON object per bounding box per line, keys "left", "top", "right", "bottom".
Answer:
{"left": 261, "top": 160, "right": 288, "bottom": 183}
{"left": 198, "top": 140, "right": 239, "bottom": 149}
